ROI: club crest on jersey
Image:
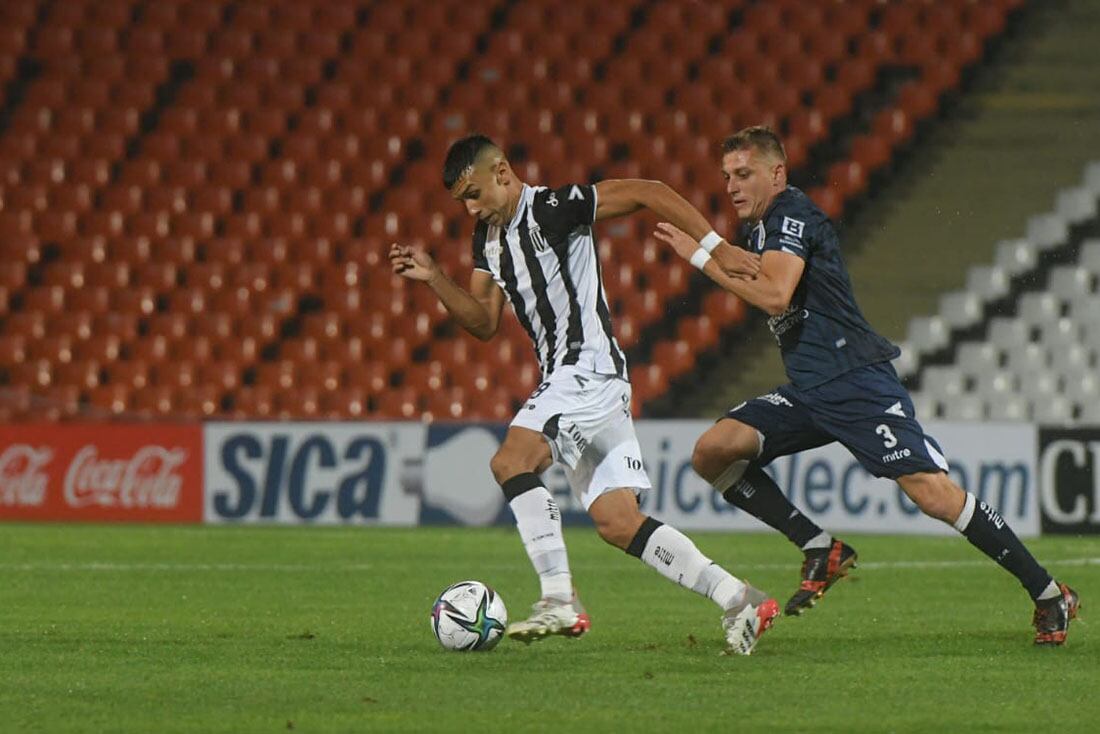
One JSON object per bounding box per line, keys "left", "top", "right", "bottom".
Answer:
{"left": 547, "top": 192, "right": 559, "bottom": 207}
{"left": 751, "top": 221, "right": 766, "bottom": 251}
{"left": 529, "top": 226, "right": 550, "bottom": 253}
{"left": 781, "top": 216, "right": 805, "bottom": 238}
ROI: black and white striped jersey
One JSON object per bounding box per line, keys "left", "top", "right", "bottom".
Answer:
{"left": 472, "top": 183, "right": 627, "bottom": 379}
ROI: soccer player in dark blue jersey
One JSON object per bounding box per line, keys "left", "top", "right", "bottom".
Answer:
{"left": 654, "top": 126, "right": 1079, "bottom": 646}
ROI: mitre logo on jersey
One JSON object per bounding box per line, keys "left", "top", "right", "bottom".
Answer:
{"left": 64, "top": 445, "right": 188, "bottom": 509}
{"left": 759, "top": 393, "right": 794, "bottom": 408}
{"left": 485, "top": 239, "right": 501, "bottom": 262}
{"left": 568, "top": 185, "right": 585, "bottom": 200}
{"left": 0, "top": 444, "right": 53, "bottom": 507}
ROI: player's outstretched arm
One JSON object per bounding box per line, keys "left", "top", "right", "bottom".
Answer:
{"left": 389, "top": 243, "right": 505, "bottom": 340}
{"left": 593, "top": 179, "right": 760, "bottom": 279}
{"left": 653, "top": 223, "right": 804, "bottom": 316}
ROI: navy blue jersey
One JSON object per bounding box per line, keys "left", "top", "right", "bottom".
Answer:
{"left": 739, "top": 186, "right": 899, "bottom": 389}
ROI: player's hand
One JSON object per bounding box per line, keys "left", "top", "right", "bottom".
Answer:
{"left": 654, "top": 223, "right": 759, "bottom": 280}
{"left": 389, "top": 243, "right": 438, "bottom": 282}
{"left": 713, "top": 244, "right": 760, "bottom": 280}
{"left": 653, "top": 222, "right": 700, "bottom": 262}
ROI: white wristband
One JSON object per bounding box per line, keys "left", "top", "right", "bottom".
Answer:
{"left": 689, "top": 248, "right": 712, "bottom": 271}
{"left": 699, "top": 230, "right": 723, "bottom": 253}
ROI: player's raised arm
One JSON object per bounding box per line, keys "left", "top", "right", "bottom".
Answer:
{"left": 653, "top": 222, "right": 804, "bottom": 316}
{"left": 593, "top": 179, "right": 760, "bottom": 279}
{"left": 389, "top": 242, "right": 505, "bottom": 340}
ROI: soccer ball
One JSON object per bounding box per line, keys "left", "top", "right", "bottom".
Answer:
{"left": 430, "top": 581, "right": 508, "bottom": 652}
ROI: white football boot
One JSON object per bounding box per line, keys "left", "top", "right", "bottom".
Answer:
{"left": 721, "top": 584, "right": 780, "bottom": 656}
{"left": 505, "top": 592, "right": 591, "bottom": 644}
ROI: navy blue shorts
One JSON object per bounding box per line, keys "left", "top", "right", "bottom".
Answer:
{"left": 726, "top": 362, "right": 948, "bottom": 479}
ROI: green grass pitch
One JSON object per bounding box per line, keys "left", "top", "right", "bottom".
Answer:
{"left": 2, "top": 524, "right": 1096, "bottom": 732}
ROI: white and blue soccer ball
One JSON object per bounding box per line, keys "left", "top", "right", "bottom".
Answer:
{"left": 430, "top": 581, "right": 508, "bottom": 652}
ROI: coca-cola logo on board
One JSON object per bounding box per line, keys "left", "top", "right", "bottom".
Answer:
{"left": 64, "top": 445, "right": 188, "bottom": 509}
{"left": 0, "top": 444, "right": 53, "bottom": 507}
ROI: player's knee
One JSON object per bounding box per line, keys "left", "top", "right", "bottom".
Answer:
{"left": 692, "top": 432, "right": 739, "bottom": 480}
{"left": 490, "top": 450, "right": 526, "bottom": 486}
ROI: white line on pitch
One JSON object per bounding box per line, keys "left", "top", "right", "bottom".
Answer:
{"left": 1, "top": 557, "right": 1098, "bottom": 573}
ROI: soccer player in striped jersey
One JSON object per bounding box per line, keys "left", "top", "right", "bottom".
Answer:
{"left": 389, "top": 134, "right": 778, "bottom": 654}
{"left": 654, "top": 126, "right": 1079, "bottom": 645}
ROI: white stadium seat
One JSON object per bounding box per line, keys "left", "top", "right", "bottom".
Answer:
{"left": 1047, "top": 265, "right": 1094, "bottom": 300}
{"left": 1003, "top": 342, "right": 1048, "bottom": 373}
{"left": 955, "top": 341, "right": 1001, "bottom": 375}
{"left": 906, "top": 315, "right": 950, "bottom": 354}
{"left": 974, "top": 369, "right": 1017, "bottom": 397}
{"left": 1067, "top": 292, "right": 1100, "bottom": 322}
{"left": 1055, "top": 186, "right": 1098, "bottom": 225}
{"left": 907, "top": 391, "right": 941, "bottom": 420}
{"left": 988, "top": 316, "right": 1031, "bottom": 350}
{"left": 1080, "top": 321, "right": 1100, "bottom": 349}
{"left": 892, "top": 343, "right": 918, "bottom": 379}
{"left": 939, "top": 291, "right": 984, "bottom": 328}
{"left": 1017, "top": 368, "right": 1061, "bottom": 398}
{"left": 987, "top": 395, "right": 1029, "bottom": 421}
{"left": 1054, "top": 342, "right": 1094, "bottom": 372}
{"left": 1016, "top": 292, "right": 1062, "bottom": 325}
{"left": 1037, "top": 318, "right": 1082, "bottom": 352}
{"left": 941, "top": 394, "right": 985, "bottom": 421}
{"left": 1083, "top": 160, "right": 1100, "bottom": 198}
{"left": 994, "top": 239, "right": 1038, "bottom": 275}
{"left": 921, "top": 365, "right": 967, "bottom": 399}
{"left": 1061, "top": 367, "right": 1100, "bottom": 402}
{"left": 1031, "top": 395, "right": 1074, "bottom": 424}
{"left": 1077, "top": 400, "right": 1100, "bottom": 425}
{"left": 1078, "top": 239, "right": 1100, "bottom": 276}
{"left": 965, "top": 264, "right": 1011, "bottom": 301}
{"left": 1025, "top": 213, "right": 1068, "bottom": 251}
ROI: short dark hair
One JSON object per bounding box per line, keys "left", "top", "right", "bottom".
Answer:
{"left": 721, "top": 126, "right": 786, "bottom": 163}
{"left": 442, "top": 134, "right": 499, "bottom": 190}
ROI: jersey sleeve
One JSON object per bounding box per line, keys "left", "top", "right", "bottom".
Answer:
{"left": 471, "top": 220, "right": 490, "bottom": 272}
{"left": 762, "top": 200, "right": 812, "bottom": 261}
{"left": 532, "top": 183, "right": 597, "bottom": 238}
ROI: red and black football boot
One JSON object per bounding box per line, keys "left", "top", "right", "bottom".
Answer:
{"left": 784, "top": 539, "right": 858, "bottom": 616}
{"left": 1033, "top": 582, "right": 1080, "bottom": 646}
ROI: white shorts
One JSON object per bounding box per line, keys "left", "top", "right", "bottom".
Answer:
{"left": 510, "top": 366, "right": 652, "bottom": 510}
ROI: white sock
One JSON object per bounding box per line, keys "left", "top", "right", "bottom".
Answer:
{"left": 800, "top": 531, "right": 833, "bottom": 551}
{"left": 1036, "top": 580, "right": 1061, "bottom": 601}
{"left": 640, "top": 524, "right": 747, "bottom": 611}
{"left": 508, "top": 486, "right": 572, "bottom": 602}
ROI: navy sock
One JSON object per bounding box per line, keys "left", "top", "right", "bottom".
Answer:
{"left": 721, "top": 462, "right": 823, "bottom": 549}
{"left": 956, "top": 494, "right": 1052, "bottom": 600}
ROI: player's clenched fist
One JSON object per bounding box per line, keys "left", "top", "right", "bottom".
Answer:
{"left": 388, "top": 243, "right": 438, "bottom": 282}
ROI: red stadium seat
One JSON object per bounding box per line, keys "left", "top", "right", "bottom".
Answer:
{"left": 131, "top": 385, "right": 175, "bottom": 418}
{"left": 232, "top": 386, "right": 275, "bottom": 418}
{"left": 87, "top": 384, "right": 130, "bottom": 417}
{"left": 8, "top": 359, "right": 51, "bottom": 389}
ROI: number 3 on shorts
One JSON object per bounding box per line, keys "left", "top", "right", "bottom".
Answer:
{"left": 875, "top": 423, "right": 898, "bottom": 448}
